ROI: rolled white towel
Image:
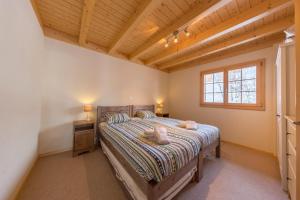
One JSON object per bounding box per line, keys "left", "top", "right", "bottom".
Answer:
{"left": 144, "top": 129, "right": 154, "bottom": 136}
{"left": 143, "top": 129, "right": 156, "bottom": 140}
{"left": 154, "top": 126, "right": 170, "bottom": 144}
{"left": 154, "top": 126, "right": 167, "bottom": 134}
{"left": 186, "top": 122, "right": 198, "bottom": 130}
{"left": 143, "top": 126, "right": 170, "bottom": 145}
{"left": 155, "top": 128, "right": 170, "bottom": 145}
{"left": 178, "top": 122, "right": 186, "bottom": 128}
{"left": 179, "top": 120, "right": 198, "bottom": 130}
{"left": 156, "top": 134, "right": 170, "bottom": 144}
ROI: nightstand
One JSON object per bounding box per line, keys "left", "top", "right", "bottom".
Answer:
{"left": 73, "top": 120, "right": 95, "bottom": 157}
{"left": 156, "top": 113, "right": 169, "bottom": 118}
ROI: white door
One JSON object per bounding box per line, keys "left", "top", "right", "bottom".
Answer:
{"left": 275, "top": 45, "right": 287, "bottom": 190}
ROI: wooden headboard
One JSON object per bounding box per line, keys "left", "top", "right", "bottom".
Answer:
{"left": 95, "top": 105, "right": 155, "bottom": 145}
{"left": 132, "top": 105, "right": 155, "bottom": 117}
{"left": 96, "top": 105, "right": 131, "bottom": 144}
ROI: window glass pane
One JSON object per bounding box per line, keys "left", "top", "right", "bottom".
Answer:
{"left": 203, "top": 72, "right": 224, "bottom": 104}
{"left": 214, "top": 93, "right": 224, "bottom": 103}
{"left": 228, "top": 92, "right": 241, "bottom": 103}
{"left": 204, "top": 74, "right": 213, "bottom": 83}
{"left": 228, "top": 69, "right": 241, "bottom": 81}
{"left": 228, "top": 81, "right": 241, "bottom": 92}
{"left": 242, "top": 79, "right": 256, "bottom": 91}
{"left": 205, "top": 83, "right": 213, "bottom": 93}
{"left": 205, "top": 93, "right": 213, "bottom": 102}
{"left": 214, "top": 83, "right": 223, "bottom": 93}
{"left": 214, "top": 72, "right": 223, "bottom": 82}
{"left": 242, "top": 66, "right": 256, "bottom": 79}
{"left": 242, "top": 92, "right": 256, "bottom": 104}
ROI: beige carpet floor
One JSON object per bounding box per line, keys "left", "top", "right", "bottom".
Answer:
{"left": 17, "top": 142, "right": 289, "bottom": 200}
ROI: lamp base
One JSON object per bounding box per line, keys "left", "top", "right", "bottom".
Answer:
{"left": 86, "top": 113, "right": 91, "bottom": 121}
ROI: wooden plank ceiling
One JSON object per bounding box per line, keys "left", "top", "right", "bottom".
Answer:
{"left": 31, "top": 0, "right": 294, "bottom": 72}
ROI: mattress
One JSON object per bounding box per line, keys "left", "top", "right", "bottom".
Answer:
{"left": 147, "top": 117, "right": 220, "bottom": 148}
{"left": 100, "top": 118, "right": 202, "bottom": 182}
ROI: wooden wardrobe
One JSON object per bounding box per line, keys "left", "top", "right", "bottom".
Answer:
{"left": 275, "top": 33, "right": 297, "bottom": 200}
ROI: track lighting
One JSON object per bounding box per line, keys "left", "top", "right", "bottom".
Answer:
{"left": 163, "top": 26, "right": 190, "bottom": 47}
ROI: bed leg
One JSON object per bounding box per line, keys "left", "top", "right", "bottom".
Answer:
{"left": 194, "top": 152, "right": 203, "bottom": 183}
{"left": 216, "top": 138, "right": 221, "bottom": 158}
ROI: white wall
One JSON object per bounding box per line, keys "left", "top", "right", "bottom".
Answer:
{"left": 0, "top": 1, "right": 44, "bottom": 200}
{"left": 39, "top": 38, "right": 169, "bottom": 155}
{"left": 169, "top": 48, "right": 276, "bottom": 154}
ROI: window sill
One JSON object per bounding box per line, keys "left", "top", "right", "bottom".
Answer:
{"left": 200, "top": 103, "right": 265, "bottom": 111}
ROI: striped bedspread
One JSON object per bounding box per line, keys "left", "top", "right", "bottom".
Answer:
{"left": 147, "top": 117, "right": 220, "bottom": 148}
{"left": 100, "top": 118, "right": 202, "bottom": 182}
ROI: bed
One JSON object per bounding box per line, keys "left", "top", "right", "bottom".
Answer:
{"left": 132, "top": 105, "right": 221, "bottom": 158}
{"left": 96, "top": 105, "right": 204, "bottom": 200}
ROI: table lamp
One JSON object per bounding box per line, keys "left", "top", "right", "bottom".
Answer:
{"left": 83, "top": 104, "right": 93, "bottom": 121}
{"left": 157, "top": 103, "right": 164, "bottom": 114}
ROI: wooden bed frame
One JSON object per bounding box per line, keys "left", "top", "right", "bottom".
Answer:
{"left": 96, "top": 105, "right": 220, "bottom": 200}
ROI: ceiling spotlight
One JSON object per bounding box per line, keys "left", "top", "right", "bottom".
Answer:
{"left": 184, "top": 28, "right": 190, "bottom": 37}
{"left": 164, "top": 38, "right": 169, "bottom": 48}
{"left": 173, "top": 31, "right": 179, "bottom": 43}
{"left": 174, "top": 37, "right": 178, "bottom": 43}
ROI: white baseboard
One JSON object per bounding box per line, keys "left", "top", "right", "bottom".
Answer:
{"left": 39, "top": 147, "right": 72, "bottom": 158}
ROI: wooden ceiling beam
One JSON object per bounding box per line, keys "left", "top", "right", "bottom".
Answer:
{"left": 108, "top": 0, "right": 162, "bottom": 54}
{"left": 159, "top": 16, "right": 294, "bottom": 69}
{"left": 79, "top": 0, "right": 96, "bottom": 46}
{"left": 129, "top": 0, "right": 230, "bottom": 59}
{"left": 168, "top": 33, "right": 285, "bottom": 72}
{"left": 146, "top": 0, "right": 293, "bottom": 65}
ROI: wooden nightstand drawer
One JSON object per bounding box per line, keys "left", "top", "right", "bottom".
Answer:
{"left": 74, "top": 130, "right": 94, "bottom": 150}
{"left": 73, "top": 120, "right": 95, "bottom": 156}
{"left": 75, "top": 124, "right": 94, "bottom": 131}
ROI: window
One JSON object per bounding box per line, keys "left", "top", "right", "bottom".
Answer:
{"left": 200, "top": 60, "right": 265, "bottom": 110}
{"left": 203, "top": 72, "right": 224, "bottom": 103}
